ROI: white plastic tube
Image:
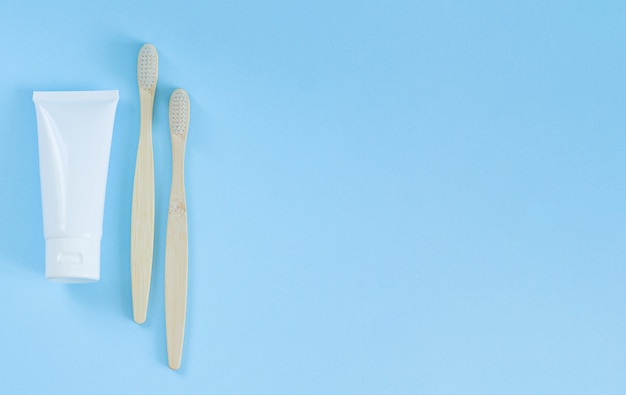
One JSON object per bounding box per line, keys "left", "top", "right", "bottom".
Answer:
{"left": 33, "top": 90, "right": 119, "bottom": 283}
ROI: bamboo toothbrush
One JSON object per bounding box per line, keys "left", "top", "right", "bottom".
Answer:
{"left": 131, "top": 43, "right": 158, "bottom": 324}
{"left": 165, "top": 88, "right": 190, "bottom": 370}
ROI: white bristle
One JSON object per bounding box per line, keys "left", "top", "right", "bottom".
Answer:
{"left": 138, "top": 44, "right": 158, "bottom": 90}
{"left": 169, "top": 89, "right": 190, "bottom": 136}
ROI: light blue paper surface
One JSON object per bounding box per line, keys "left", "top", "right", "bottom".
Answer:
{"left": 0, "top": 0, "right": 625, "bottom": 393}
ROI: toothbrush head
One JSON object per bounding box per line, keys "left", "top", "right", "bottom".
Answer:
{"left": 138, "top": 44, "right": 158, "bottom": 92}
{"left": 169, "top": 88, "right": 190, "bottom": 137}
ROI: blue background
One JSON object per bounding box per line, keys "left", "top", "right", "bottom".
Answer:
{"left": 1, "top": 0, "right": 625, "bottom": 393}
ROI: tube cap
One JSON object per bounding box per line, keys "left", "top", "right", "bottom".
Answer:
{"left": 45, "top": 238, "right": 100, "bottom": 283}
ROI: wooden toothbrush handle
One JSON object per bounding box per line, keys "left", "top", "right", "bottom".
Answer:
{"left": 131, "top": 96, "right": 155, "bottom": 324}
{"left": 165, "top": 182, "right": 188, "bottom": 370}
